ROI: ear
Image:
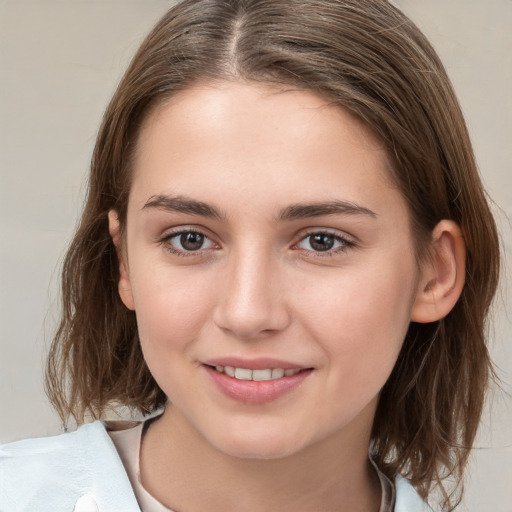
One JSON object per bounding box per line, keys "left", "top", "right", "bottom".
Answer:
{"left": 108, "top": 210, "right": 135, "bottom": 311}
{"left": 411, "top": 220, "right": 466, "bottom": 323}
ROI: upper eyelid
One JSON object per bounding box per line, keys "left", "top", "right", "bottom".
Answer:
{"left": 158, "top": 226, "right": 356, "bottom": 248}
{"left": 159, "top": 227, "right": 216, "bottom": 248}
{"left": 161, "top": 225, "right": 215, "bottom": 240}
{"left": 295, "top": 227, "right": 355, "bottom": 243}
{"left": 160, "top": 228, "right": 218, "bottom": 257}
{"left": 292, "top": 229, "right": 357, "bottom": 254}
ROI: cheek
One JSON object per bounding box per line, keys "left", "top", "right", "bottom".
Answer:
{"left": 297, "top": 259, "right": 417, "bottom": 385}
{"left": 129, "top": 264, "right": 215, "bottom": 359}
{"left": 129, "top": 267, "right": 220, "bottom": 405}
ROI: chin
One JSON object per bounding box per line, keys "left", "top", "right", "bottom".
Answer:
{"left": 218, "top": 437, "right": 302, "bottom": 460}
{"left": 205, "top": 420, "right": 312, "bottom": 461}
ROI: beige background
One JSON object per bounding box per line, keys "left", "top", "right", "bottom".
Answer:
{"left": 0, "top": 1, "right": 510, "bottom": 510}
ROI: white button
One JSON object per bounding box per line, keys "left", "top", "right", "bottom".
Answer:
{"left": 73, "top": 494, "right": 99, "bottom": 512}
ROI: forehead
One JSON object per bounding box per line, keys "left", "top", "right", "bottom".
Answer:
{"left": 137, "top": 81, "right": 385, "bottom": 162}
{"left": 129, "top": 81, "right": 400, "bottom": 217}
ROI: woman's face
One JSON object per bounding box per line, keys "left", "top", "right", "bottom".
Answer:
{"left": 115, "top": 82, "right": 425, "bottom": 459}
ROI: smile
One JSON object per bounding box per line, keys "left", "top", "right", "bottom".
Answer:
{"left": 212, "top": 365, "right": 303, "bottom": 381}
{"left": 204, "top": 362, "right": 313, "bottom": 405}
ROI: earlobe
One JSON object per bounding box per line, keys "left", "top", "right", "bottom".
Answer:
{"left": 108, "top": 210, "right": 135, "bottom": 311}
{"left": 411, "top": 220, "right": 466, "bottom": 323}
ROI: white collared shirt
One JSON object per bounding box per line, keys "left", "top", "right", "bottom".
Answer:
{"left": 1, "top": 420, "right": 433, "bottom": 512}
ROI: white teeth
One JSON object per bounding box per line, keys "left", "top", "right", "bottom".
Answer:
{"left": 271, "top": 368, "right": 285, "bottom": 379}
{"left": 234, "top": 368, "right": 253, "bottom": 380}
{"left": 224, "top": 366, "right": 235, "bottom": 377}
{"left": 212, "top": 365, "right": 303, "bottom": 381}
{"left": 252, "top": 369, "right": 272, "bottom": 381}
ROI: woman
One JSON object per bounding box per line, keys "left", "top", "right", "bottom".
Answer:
{"left": 0, "top": 1, "right": 501, "bottom": 511}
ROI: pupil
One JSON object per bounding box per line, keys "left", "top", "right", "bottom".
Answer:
{"left": 310, "top": 234, "right": 334, "bottom": 251}
{"left": 180, "top": 232, "right": 204, "bottom": 251}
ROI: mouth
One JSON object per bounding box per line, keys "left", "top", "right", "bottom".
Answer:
{"left": 208, "top": 365, "right": 305, "bottom": 381}
{"left": 203, "top": 362, "right": 313, "bottom": 405}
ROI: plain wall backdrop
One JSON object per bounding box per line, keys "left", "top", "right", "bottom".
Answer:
{"left": 0, "top": 1, "right": 511, "bottom": 510}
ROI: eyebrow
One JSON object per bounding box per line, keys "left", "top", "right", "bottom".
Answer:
{"left": 278, "top": 200, "right": 377, "bottom": 221}
{"left": 142, "top": 195, "right": 377, "bottom": 221}
{"left": 142, "top": 195, "right": 224, "bottom": 220}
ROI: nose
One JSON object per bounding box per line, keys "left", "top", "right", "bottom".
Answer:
{"left": 213, "top": 245, "right": 291, "bottom": 340}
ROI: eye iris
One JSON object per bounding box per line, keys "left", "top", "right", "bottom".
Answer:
{"left": 310, "top": 234, "right": 335, "bottom": 251}
{"left": 180, "top": 232, "right": 204, "bottom": 251}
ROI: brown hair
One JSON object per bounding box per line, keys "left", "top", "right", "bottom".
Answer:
{"left": 46, "top": 1, "right": 500, "bottom": 509}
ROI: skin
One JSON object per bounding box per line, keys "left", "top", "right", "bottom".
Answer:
{"left": 109, "top": 81, "right": 465, "bottom": 512}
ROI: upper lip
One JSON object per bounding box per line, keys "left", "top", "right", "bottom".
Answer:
{"left": 202, "top": 357, "right": 308, "bottom": 370}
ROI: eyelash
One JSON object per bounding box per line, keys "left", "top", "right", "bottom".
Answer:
{"left": 159, "top": 228, "right": 355, "bottom": 258}
{"left": 160, "top": 229, "right": 217, "bottom": 258}
{"left": 293, "top": 230, "right": 355, "bottom": 257}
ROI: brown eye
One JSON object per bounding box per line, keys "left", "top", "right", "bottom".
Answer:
{"left": 164, "top": 230, "right": 215, "bottom": 254}
{"left": 180, "top": 232, "right": 205, "bottom": 251}
{"left": 309, "top": 234, "right": 335, "bottom": 251}
{"left": 296, "top": 231, "right": 353, "bottom": 253}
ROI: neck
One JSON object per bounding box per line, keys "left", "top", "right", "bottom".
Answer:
{"left": 140, "top": 404, "right": 381, "bottom": 512}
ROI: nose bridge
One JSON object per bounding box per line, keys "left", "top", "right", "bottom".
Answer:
{"left": 214, "top": 240, "right": 289, "bottom": 338}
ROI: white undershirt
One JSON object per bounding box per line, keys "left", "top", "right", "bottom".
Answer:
{"left": 108, "top": 421, "right": 395, "bottom": 512}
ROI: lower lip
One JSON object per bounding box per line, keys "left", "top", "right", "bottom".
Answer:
{"left": 204, "top": 365, "right": 313, "bottom": 405}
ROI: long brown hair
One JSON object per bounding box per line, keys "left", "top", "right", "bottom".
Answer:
{"left": 46, "top": 1, "right": 500, "bottom": 509}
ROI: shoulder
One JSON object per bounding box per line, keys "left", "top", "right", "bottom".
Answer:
{"left": 394, "top": 474, "right": 434, "bottom": 512}
{"left": 0, "top": 421, "right": 140, "bottom": 512}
